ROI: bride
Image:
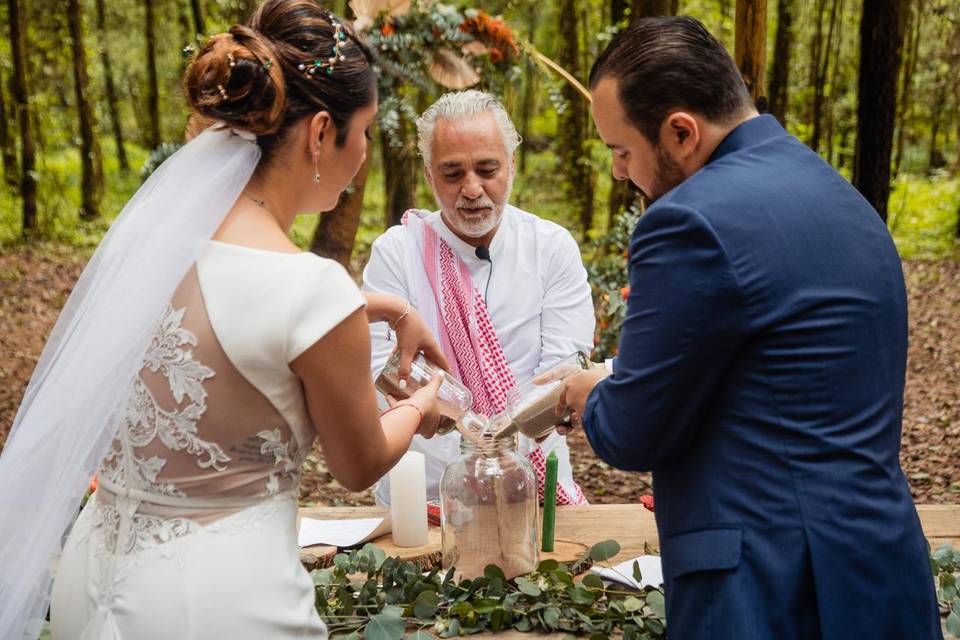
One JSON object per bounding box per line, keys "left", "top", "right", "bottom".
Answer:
{"left": 0, "top": 2, "right": 447, "bottom": 639}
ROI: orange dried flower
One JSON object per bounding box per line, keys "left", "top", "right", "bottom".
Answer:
{"left": 381, "top": 22, "right": 395, "bottom": 36}
{"left": 88, "top": 474, "right": 98, "bottom": 493}
{"left": 488, "top": 47, "right": 503, "bottom": 64}
{"left": 620, "top": 286, "right": 630, "bottom": 299}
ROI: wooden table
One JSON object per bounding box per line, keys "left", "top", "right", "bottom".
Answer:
{"left": 298, "top": 503, "right": 960, "bottom": 638}
{"left": 299, "top": 503, "right": 960, "bottom": 567}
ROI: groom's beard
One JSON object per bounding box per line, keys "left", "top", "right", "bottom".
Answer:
{"left": 647, "top": 145, "right": 686, "bottom": 203}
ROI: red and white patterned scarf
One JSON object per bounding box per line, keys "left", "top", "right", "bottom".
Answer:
{"left": 403, "top": 210, "right": 586, "bottom": 505}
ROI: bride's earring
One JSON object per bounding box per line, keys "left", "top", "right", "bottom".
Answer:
{"left": 313, "top": 154, "right": 321, "bottom": 183}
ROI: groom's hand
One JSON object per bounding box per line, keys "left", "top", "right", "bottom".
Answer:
{"left": 555, "top": 368, "right": 611, "bottom": 434}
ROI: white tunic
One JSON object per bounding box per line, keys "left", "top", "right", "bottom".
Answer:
{"left": 362, "top": 205, "right": 595, "bottom": 503}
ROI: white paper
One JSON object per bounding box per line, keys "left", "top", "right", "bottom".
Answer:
{"left": 591, "top": 555, "right": 664, "bottom": 589}
{"left": 298, "top": 514, "right": 392, "bottom": 548}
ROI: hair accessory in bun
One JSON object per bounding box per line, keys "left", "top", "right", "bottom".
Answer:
{"left": 296, "top": 13, "right": 348, "bottom": 77}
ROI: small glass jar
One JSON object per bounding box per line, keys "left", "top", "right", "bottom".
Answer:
{"left": 490, "top": 351, "right": 593, "bottom": 440}
{"left": 375, "top": 352, "right": 473, "bottom": 435}
{"left": 439, "top": 435, "right": 539, "bottom": 580}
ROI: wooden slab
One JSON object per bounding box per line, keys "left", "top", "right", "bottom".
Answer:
{"left": 298, "top": 505, "right": 590, "bottom": 572}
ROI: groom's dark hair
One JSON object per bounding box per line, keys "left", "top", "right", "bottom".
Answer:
{"left": 590, "top": 16, "right": 752, "bottom": 144}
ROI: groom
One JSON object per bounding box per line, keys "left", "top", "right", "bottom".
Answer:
{"left": 559, "top": 16, "right": 942, "bottom": 639}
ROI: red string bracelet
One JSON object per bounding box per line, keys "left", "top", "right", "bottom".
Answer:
{"left": 380, "top": 403, "right": 423, "bottom": 424}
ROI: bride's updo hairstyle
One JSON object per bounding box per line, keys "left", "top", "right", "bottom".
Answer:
{"left": 184, "top": 0, "right": 375, "bottom": 165}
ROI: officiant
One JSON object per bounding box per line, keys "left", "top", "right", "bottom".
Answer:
{"left": 557, "top": 16, "right": 942, "bottom": 639}
{"left": 362, "top": 90, "right": 593, "bottom": 506}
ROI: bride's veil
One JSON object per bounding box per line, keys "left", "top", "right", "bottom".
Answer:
{"left": 0, "top": 125, "right": 260, "bottom": 639}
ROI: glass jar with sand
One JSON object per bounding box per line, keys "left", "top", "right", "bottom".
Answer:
{"left": 438, "top": 434, "right": 538, "bottom": 579}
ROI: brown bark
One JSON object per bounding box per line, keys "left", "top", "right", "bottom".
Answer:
{"left": 144, "top": 0, "right": 161, "bottom": 149}
{"left": 68, "top": 0, "right": 103, "bottom": 220}
{"left": 311, "top": 156, "right": 370, "bottom": 271}
{"left": 734, "top": 0, "right": 768, "bottom": 110}
{"left": 767, "top": 0, "right": 794, "bottom": 125}
{"left": 558, "top": 0, "right": 594, "bottom": 234}
{"left": 0, "top": 62, "right": 18, "bottom": 187}
{"left": 96, "top": 0, "right": 129, "bottom": 171}
{"left": 806, "top": 0, "right": 827, "bottom": 147}
{"left": 7, "top": 0, "right": 37, "bottom": 233}
{"left": 190, "top": 0, "right": 205, "bottom": 37}
{"left": 519, "top": 2, "right": 540, "bottom": 174}
{"left": 853, "top": 0, "right": 903, "bottom": 221}
{"left": 893, "top": 0, "right": 920, "bottom": 178}
{"left": 632, "top": 0, "right": 673, "bottom": 16}
{"left": 380, "top": 125, "right": 417, "bottom": 228}
{"left": 810, "top": 0, "right": 841, "bottom": 153}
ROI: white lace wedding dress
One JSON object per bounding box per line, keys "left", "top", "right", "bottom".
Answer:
{"left": 49, "top": 241, "right": 364, "bottom": 640}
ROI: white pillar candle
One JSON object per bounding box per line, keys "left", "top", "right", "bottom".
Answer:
{"left": 389, "top": 451, "right": 428, "bottom": 547}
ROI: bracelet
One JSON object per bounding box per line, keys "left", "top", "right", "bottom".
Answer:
{"left": 385, "top": 301, "right": 412, "bottom": 341}
{"left": 380, "top": 402, "right": 423, "bottom": 424}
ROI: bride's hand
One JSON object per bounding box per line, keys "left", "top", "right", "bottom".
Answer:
{"left": 387, "top": 374, "right": 444, "bottom": 439}
{"left": 393, "top": 306, "right": 450, "bottom": 380}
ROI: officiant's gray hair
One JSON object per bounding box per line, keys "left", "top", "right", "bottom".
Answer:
{"left": 416, "top": 90, "right": 521, "bottom": 166}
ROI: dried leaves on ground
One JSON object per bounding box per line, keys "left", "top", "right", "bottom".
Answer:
{"left": 1, "top": 247, "right": 957, "bottom": 506}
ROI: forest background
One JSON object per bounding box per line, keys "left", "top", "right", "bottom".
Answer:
{"left": 0, "top": 0, "right": 958, "bottom": 507}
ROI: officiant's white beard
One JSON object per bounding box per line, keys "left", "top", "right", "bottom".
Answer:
{"left": 440, "top": 181, "right": 513, "bottom": 239}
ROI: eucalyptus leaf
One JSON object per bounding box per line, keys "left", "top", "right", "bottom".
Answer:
{"left": 645, "top": 589, "right": 666, "bottom": 619}
{"left": 413, "top": 590, "right": 440, "bottom": 619}
{"left": 947, "top": 611, "right": 960, "bottom": 637}
{"left": 590, "top": 539, "right": 621, "bottom": 562}
{"left": 581, "top": 574, "right": 604, "bottom": 590}
{"left": 364, "top": 613, "right": 405, "bottom": 640}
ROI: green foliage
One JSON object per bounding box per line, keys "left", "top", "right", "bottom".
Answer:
{"left": 889, "top": 173, "right": 960, "bottom": 260}
{"left": 585, "top": 203, "right": 641, "bottom": 359}
{"left": 312, "top": 540, "right": 667, "bottom": 638}
{"left": 935, "top": 544, "right": 960, "bottom": 638}
{"left": 316, "top": 542, "right": 960, "bottom": 638}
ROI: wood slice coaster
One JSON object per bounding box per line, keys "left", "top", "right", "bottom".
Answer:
{"left": 300, "top": 543, "right": 337, "bottom": 570}
{"left": 301, "top": 526, "right": 591, "bottom": 574}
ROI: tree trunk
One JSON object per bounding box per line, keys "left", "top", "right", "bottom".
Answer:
{"left": 853, "top": 0, "right": 903, "bottom": 221}
{"left": 190, "top": 0, "right": 205, "bottom": 38}
{"left": 96, "top": 0, "right": 129, "bottom": 171}
{"left": 893, "top": 0, "right": 920, "bottom": 178}
{"left": 380, "top": 125, "right": 417, "bottom": 228}
{"left": 632, "top": 0, "right": 673, "bottom": 16}
{"left": 824, "top": 0, "right": 845, "bottom": 166}
{"left": 7, "top": 0, "right": 37, "bottom": 233}
{"left": 68, "top": 0, "right": 103, "bottom": 220}
{"left": 518, "top": 2, "right": 540, "bottom": 175}
{"left": 806, "top": 0, "right": 826, "bottom": 148}
{"left": 144, "top": 0, "right": 161, "bottom": 149}
{"left": 767, "top": 0, "right": 794, "bottom": 125}
{"left": 311, "top": 156, "right": 370, "bottom": 271}
{"left": 0, "top": 62, "right": 18, "bottom": 187}
{"left": 612, "top": 0, "right": 629, "bottom": 22}
{"left": 734, "top": 0, "right": 767, "bottom": 110}
{"left": 558, "top": 0, "right": 594, "bottom": 234}
{"left": 811, "top": 0, "right": 841, "bottom": 153}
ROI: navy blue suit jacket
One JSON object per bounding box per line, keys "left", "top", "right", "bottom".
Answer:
{"left": 583, "top": 115, "right": 941, "bottom": 639}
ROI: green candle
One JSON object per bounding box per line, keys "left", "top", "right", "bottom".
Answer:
{"left": 542, "top": 449, "right": 558, "bottom": 552}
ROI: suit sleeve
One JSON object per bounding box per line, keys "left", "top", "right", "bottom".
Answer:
{"left": 582, "top": 203, "right": 748, "bottom": 471}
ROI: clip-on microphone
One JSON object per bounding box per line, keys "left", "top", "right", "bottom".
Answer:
{"left": 475, "top": 244, "right": 492, "bottom": 302}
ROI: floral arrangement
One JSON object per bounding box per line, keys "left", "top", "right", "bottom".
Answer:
{"left": 350, "top": 0, "right": 521, "bottom": 92}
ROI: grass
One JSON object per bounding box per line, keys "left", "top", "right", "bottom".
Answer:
{"left": 1, "top": 137, "right": 958, "bottom": 261}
